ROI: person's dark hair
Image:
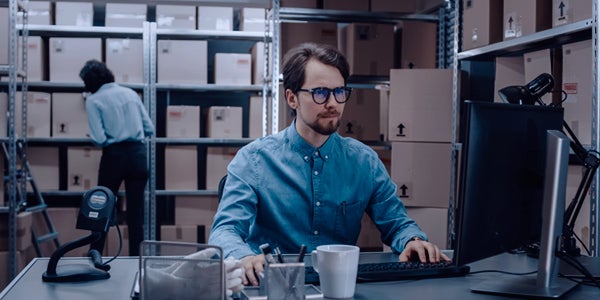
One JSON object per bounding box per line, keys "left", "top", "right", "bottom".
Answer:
{"left": 79, "top": 59, "right": 115, "bottom": 93}
{"left": 282, "top": 43, "right": 350, "bottom": 95}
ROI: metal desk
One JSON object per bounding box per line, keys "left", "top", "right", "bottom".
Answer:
{"left": 1, "top": 253, "right": 599, "bottom": 299}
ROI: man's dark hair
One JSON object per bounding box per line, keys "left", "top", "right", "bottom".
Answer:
{"left": 282, "top": 42, "right": 350, "bottom": 95}
{"left": 79, "top": 59, "right": 115, "bottom": 93}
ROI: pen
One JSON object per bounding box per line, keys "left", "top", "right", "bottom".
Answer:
{"left": 259, "top": 243, "right": 276, "bottom": 264}
{"left": 297, "top": 244, "right": 307, "bottom": 263}
{"left": 274, "top": 247, "right": 284, "bottom": 263}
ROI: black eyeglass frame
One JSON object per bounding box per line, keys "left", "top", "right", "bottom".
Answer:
{"left": 296, "top": 86, "right": 353, "bottom": 104}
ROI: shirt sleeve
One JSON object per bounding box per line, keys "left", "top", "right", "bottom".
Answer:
{"left": 85, "top": 97, "right": 107, "bottom": 146}
{"left": 365, "top": 152, "right": 428, "bottom": 254}
{"left": 137, "top": 100, "right": 155, "bottom": 137}
{"left": 208, "top": 148, "right": 259, "bottom": 259}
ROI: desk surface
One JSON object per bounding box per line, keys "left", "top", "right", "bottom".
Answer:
{"left": 1, "top": 253, "right": 599, "bottom": 300}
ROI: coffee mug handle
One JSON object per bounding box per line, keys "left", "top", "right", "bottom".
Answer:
{"left": 311, "top": 250, "right": 319, "bottom": 273}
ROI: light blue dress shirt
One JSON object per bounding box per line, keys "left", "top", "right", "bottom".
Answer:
{"left": 85, "top": 82, "right": 155, "bottom": 146}
{"left": 209, "top": 121, "right": 427, "bottom": 259}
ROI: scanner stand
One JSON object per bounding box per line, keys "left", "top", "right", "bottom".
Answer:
{"left": 42, "top": 231, "right": 110, "bottom": 282}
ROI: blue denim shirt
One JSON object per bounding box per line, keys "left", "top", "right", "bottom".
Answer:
{"left": 86, "top": 83, "right": 155, "bottom": 147}
{"left": 208, "top": 121, "right": 426, "bottom": 259}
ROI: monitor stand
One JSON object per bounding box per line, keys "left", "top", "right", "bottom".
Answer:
{"left": 471, "top": 130, "right": 579, "bottom": 298}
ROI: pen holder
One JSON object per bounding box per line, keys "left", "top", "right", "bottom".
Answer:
{"left": 265, "top": 262, "right": 305, "bottom": 300}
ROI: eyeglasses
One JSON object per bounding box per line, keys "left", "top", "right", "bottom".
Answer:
{"left": 297, "top": 86, "right": 352, "bottom": 104}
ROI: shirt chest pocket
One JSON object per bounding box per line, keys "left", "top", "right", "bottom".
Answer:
{"left": 334, "top": 200, "right": 364, "bottom": 244}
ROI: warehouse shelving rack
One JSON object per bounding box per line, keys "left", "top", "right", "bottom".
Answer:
{"left": 449, "top": 0, "right": 599, "bottom": 255}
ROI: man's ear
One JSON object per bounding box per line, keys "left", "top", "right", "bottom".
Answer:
{"left": 285, "top": 89, "right": 297, "bottom": 110}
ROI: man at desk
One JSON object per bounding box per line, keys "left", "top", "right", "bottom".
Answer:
{"left": 208, "top": 43, "right": 449, "bottom": 286}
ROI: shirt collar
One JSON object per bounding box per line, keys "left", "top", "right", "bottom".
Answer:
{"left": 286, "top": 119, "right": 337, "bottom": 161}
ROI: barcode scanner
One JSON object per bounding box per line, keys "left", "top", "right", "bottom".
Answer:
{"left": 42, "top": 186, "right": 117, "bottom": 283}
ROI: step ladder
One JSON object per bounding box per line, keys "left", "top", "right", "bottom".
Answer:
{"left": 2, "top": 141, "right": 60, "bottom": 256}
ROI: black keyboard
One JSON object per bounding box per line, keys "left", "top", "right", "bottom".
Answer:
{"left": 304, "top": 261, "right": 470, "bottom": 284}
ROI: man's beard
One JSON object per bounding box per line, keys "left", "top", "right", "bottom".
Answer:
{"left": 306, "top": 112, "right": 340, "bottom": 135}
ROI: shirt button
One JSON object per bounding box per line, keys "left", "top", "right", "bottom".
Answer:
{"left": 313, "top": 230, "right": 319, "bottom": 235}
{"left": 324, "top": 155, "right": 328, "bottom": 160}
{"left": 304, "top": 156, "right": 309, "bottom": 161}
{"left": 314, "top": 171, "right": 319, "bottom": 176}
{"left": 316, "top": 201, "right": 321, "bottom": 206}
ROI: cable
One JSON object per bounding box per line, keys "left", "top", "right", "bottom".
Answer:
{"left": 101, "top": 222, "right": 123, "bottom": 266}
{"left": 467, "top": 269, "right": 537, "bottom": 276}
{"left": 557, "top": 252, "right": 600, "bottom": 289}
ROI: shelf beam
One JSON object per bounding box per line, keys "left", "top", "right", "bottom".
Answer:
{"left": 279, "top": 7, "right": 438, "bottom": 24}
{"left": 458, "top": 18, "right": 593, "bottom": 60}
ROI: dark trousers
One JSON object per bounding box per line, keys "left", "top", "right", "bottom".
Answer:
{"left": 90, "top": 141, "right": 148, "bottom": 256}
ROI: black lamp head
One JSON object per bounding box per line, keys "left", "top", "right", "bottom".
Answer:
{"left": 498, "top": 73, "right": 554, "bottom": 106}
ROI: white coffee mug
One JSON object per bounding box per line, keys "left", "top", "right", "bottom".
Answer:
{"left": 311, "top": 244, "right": 359, "bottom": 299}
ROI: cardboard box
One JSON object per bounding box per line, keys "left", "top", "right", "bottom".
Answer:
{"left": 31, "top": 207, "right": 90, "bottom": 257}
{"left": 106, "top": 38, "right": 144, "bottom": 83}
{"left": 0, "top": 212, "right": 33, "bottom": 251}
{"left": 52, "top": 92, "right": 88, "bottom": 138}
{"left": 157, "top": 40, "right": 207, "bottom": 84}
{"left": 249, "top": 96, "right": 263, "bottom": 139}
{"left": 0, "top": 251, "right": 27, "bottom": 290}
{"left": 388, "top": 69, "right": 453, "bottom": 142}
{"left": 175, "top": 195, "right": 219, "bottom": 225}
{"left": 406, "top": 207, "right": 448, "bottom": 248}
{"left": 494, "top": 56, "right": 525, "bottom": 102}
{"left": 55, "top": 2, "right": 93, "bottom": 26}
{"left": 371, "top": 0, "right": 416, "bottom": 12}
{"left": 0, "top": 93, "right": 6, "bottom": 136}
{"left": 18, "top": 1, "right": 52, "bottom": 25}
{"left": 105, "top": 3, "right": 147, "bottom": 28}
{"left": 251, "top": 42, "right": 265, "bottom": 85}
{"left": 205, "top": 147, "right": 238, "bottom": 189}
{"left": 400, "top": 20, "right": 437, "bottom": 69}
{"left": 18, "top": 36, "right": 45, "bottom": 81}
{"left": 105, "top": 225, "right": 128, "bottom": 257}
{"left": 503, "top": 0, "right": 551, "bottom": 40}
{"left": 552, "top": 0, "right": 593, "bottom": 27}
{"left": 562, "top": 39, "right": 592, "bottom": 146}
{"left": 340, "top": 23, "right": 395, "bottom": 76}
{"left": 281, "top": 22, "right": 338, "bottom": 57}
{"left": 323, "top": 0, "right": 369, "bottom": 11}
{"left": 197, "top": 6, "right": 233, "bottom": 31}
{"left": 26, "top": 147, "right": 59, "bottom": 190}
{"left": 214, "top": 53, "right": 252, "bottom": 85}
{"left": 49, "top": 37, "right": 102, "bottom": 82}
{"left": 166, "top": 105, "right": 200, "bottom": 138}
{"left": 161, "top": 225, "right": 206, "bottom": 245}
{"left": 240, "top": 8, "right": 266, "bottom": 32}
{"left": 391, "top": 142, "right": 451, "bottom": 208}
{"left": 16, "top": 92, "right": 51, "bottom": 138}
{"left": 206, "top": 106, "right": 243, "bottom": 138}
{"left": 281, "top": 0, "right": 318, "bottom": 8}
{"left": 524, "top": 48, "right": 552, "bottom": 104}
{"left": 338, "top": 88, "right": 381, "bottom": 141}
{"left": 67, "top": 147, "right": 101, "bottom": 191}
{"left": 356, "top": 214, "right": 383, "bottom": 251}
{"left": 462, "top": 0, "right": 503, "bottom": 50}
{"left": 156, "top": 5, "right": 196, "bottom": 29}
{"left": 0, "top": 8, "right": 7, "bottom": 65}
{"left": 165, "top": 146, "right": 197, "bottom": 190}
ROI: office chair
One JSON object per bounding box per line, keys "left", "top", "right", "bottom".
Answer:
{"left": 217, "top": 174, "right": 228, "bottom": 202}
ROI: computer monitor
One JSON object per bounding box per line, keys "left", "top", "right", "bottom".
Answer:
{"left": 454, "top": 101, "right": 564, "bottom": 265}
{"left": 456, "top": 101, "right": 580, "bottom": 297}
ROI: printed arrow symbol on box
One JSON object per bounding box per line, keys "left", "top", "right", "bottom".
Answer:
{"left": 559, "top": 1, "right": 565, "bottom": 17}
{"left": 399, "top": 185, "right": 409, "bottom": 197}
{"left": 508, "top": 16, "right": 514, "bottom": 29}
{"left": 396, "top": 123, "right": 406, "bottom": 136}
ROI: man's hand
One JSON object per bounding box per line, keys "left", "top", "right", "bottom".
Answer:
{"left": 240, "top": 254, "right": 266, "bottom": 286}
{"left": 398, "top": 238, "right": 451, "bottom": 263}
{"left": 144, "top": 248, "right": 244, "bottom": 300}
